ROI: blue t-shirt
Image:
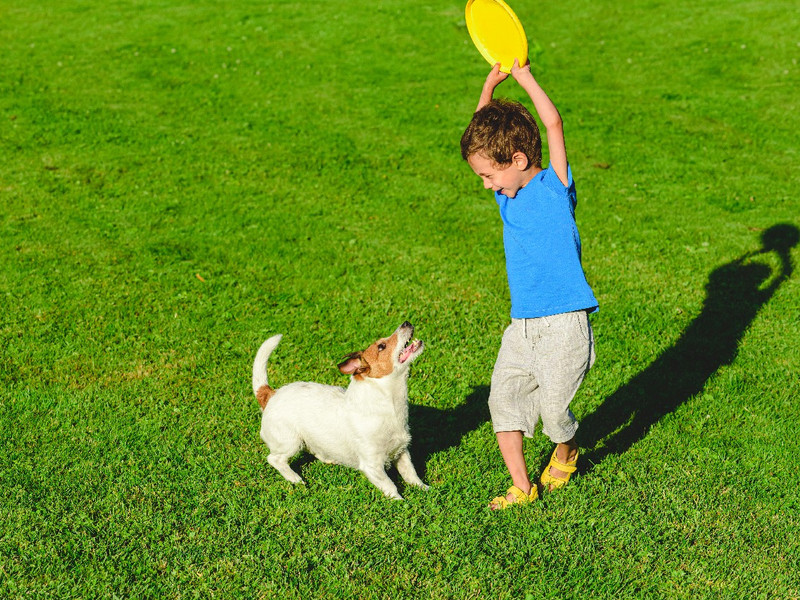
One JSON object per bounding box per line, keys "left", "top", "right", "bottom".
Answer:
{"left": 496, "top": 164, "right": 598, "bottom": 319}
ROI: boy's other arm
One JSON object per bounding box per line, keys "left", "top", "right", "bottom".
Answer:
{"left": 475, "top": 63, "right": 508, "bottom": 112}
{"left": 510, "top": 60, "right": 569, "bottom": 187}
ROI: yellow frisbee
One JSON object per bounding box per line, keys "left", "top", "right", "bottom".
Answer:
{"left": 465, "top": 0, "right": 528, "bottom": 73}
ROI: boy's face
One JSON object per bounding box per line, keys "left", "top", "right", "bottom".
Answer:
{"left": 467, "top": 152, "right": 534, "bottom": 199}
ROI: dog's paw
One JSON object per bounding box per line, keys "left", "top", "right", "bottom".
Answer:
{"left": 378, "top": 486, "right": 404, "bottom": 500}
{"left": 404, "top": 479, "right": 429, "bottom": 491}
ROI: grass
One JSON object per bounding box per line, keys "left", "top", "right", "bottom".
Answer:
{"left": 1, "top": 0, "right": 799, "bottom": 597}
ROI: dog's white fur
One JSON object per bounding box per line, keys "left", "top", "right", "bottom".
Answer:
{"left": 252, "top": 322, "right": 428, "bottom": 499}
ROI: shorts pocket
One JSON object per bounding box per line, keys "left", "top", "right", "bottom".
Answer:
{"left": 575, "top": 310, "right": 591, "bottom": 342}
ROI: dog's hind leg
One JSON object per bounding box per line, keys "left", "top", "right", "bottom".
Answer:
{"left": 359, "top": 464, "right": 403, "bottom": 500}
{"left": 261, "top": 422, "right": 305, "bottom": 484}
{"left": 267, "top": 453, "right": 305, "bottom": 485}
{"left": 395, "top": 450, "right": 429, "bottom": 490}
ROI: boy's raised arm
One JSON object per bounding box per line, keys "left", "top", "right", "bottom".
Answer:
{"left": 475, "top": 63, "right": 508, "bottom": 112}
{"left": 510, "top": 60, "right": 569, "bottom": 187}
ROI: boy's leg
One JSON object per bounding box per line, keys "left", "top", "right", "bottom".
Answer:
{"left": 496, "top": 430, "right": 533, "bottom": 496}
{"left": 488, "top": 321, "right": 540, "bottom": 507}
{"left": 531, "top": 311, "right": 595, "bottom": 486}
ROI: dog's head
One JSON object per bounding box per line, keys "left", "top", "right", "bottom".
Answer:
{"left": 337, "top": 321, "right": 424, "bottom": 381}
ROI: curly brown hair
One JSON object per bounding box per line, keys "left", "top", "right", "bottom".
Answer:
{"left": 460, "top": 99, "right": 542, "bottom": 168}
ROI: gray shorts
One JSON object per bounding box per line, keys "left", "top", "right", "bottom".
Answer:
{"left": 488, "top": 310, "right": 596, "bottom": 443}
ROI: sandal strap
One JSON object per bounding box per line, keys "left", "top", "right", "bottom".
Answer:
{"left": 490, "top": 495, "right": 512, "bottom": 509}
{"left": 548, "top": 450, "right": 578, "bottom": 473}
{"left": 506, "top": 486, "right": 531, "bottom": 502}
{"left": 489, "top": 486, "right": 537, "bottom": 509}
{"left": 540, "top": 449, "right": 579, "bottom": 489}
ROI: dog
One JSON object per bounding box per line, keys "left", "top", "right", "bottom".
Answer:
{"left": 251, "top": 321, "right": 429, "bottom": 499}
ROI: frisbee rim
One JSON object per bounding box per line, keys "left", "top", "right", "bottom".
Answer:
{"left": 465, "top": 0, "right": 528, "bottom": 74}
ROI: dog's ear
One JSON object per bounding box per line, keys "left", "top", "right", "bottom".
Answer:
{"left": 338, "top": 352, "right": 369, "bottom": 376}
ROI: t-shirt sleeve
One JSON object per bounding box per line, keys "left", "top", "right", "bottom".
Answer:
{"left": 542, "top": 164, "right": 577, "bottom": 210}
{"left": 541, "top": 164, "right": 574, "bottom": 194}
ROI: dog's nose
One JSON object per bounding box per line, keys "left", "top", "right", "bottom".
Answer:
{"left": 402, "top": 321, "right": 412, "bottom": 329}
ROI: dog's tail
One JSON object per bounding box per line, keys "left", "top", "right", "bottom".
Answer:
{"left": 252, "top": 334, "right": 282, "bottom": 412}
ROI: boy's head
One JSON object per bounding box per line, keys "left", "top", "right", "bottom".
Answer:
{"left": 460, "top": 99, "right": 542, "bottom": 198}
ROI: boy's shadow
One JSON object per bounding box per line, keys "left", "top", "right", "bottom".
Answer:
{"left": 359, "top": 224, "right": 796, "bottom": 486}
{"left": 579, "top": 223, "right": 798, "bottom": 468}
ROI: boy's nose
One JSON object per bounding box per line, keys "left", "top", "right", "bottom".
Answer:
{"left": 483, "top": 179, "right": 493, "bottom": 189}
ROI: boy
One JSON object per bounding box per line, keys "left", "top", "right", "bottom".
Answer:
{"left": 460, "top": 60, "right": 598, "bottom": 509}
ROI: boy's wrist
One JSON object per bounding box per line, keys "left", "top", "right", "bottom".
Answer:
{"left": 512, "top": 70, "right": 535, "bottom": 84}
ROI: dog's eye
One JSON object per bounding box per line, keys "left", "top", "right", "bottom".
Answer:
{"left": 378, "top": 343, "right": 386, "bottom": 351}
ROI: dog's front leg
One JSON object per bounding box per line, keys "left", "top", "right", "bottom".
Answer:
{"left": 395, "top": 450, "right": 429, "bottom": 490}
{"left": 359, "top": 464, "right": 403, "bottom": 500}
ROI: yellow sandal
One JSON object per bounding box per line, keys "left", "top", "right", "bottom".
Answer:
{"left": 489, "top": 485, "right": 538, "bottom": 510}
{"left": 540, "top": 449, "right": 579, "bottom": 490}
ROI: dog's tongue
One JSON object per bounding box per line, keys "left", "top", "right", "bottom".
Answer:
{"left": 399, "top": 340, "right": 420, "bottom": 363}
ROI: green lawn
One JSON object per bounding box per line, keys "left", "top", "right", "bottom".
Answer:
{"left": 1, "top": 0, "right": 798, "bottom": 597}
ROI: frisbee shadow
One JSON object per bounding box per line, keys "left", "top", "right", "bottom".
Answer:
{"left": 579, "top": 223, "right": 799, "bottom": 470}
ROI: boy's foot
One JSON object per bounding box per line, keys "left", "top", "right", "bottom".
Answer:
{"left": 540, "top": 444, "right": 579, "bottom": 491}
{"left": 489, "top": 485, "right": 538, "bottom": 510}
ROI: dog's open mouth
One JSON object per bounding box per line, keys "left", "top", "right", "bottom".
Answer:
{"left": 399, "top": 338, "right": 423, "bottom": 364}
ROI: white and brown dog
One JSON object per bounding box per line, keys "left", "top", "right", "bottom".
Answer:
{"left": 252, "top": 321, "right": 428, "bottom": 499}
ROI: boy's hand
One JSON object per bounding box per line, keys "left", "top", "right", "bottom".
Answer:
{"left": 510, "top": 58, "right": 533, "bottom": 82}
{"left": 476, "top": 63, "right": 508, "bottom": 111}
{"left": 484, "top": 63, "right": 509, "bottom": 89}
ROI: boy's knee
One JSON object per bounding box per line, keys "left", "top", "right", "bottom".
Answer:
{"left": 541, "top": 410, "right": 578, "bottom": 444}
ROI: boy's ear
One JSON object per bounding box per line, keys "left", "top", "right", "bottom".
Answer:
{"left": 511, "top": 151, "right": 530, "bottom": 171}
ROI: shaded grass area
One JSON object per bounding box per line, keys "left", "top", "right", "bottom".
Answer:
{"left": 2, "top": 0, "right": 799, "bottom": 597}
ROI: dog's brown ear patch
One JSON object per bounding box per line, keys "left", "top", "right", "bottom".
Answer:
{"left": 357, "top": 333, "right": 399, "bottom": 379}
{"left": 338, "top": 353, "right": 368, "bottom": 377}
{"left": 256, "top": 385, "right": 276, "bottom": 410}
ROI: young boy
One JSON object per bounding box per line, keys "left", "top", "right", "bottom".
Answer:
{"left": 460, "top": 60, "right": 598, "bottom": 509}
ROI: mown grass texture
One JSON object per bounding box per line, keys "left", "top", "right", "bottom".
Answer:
{"left": 1, "top": 0, "right": 799, "bottom": 598}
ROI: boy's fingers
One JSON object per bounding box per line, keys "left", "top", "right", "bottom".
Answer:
{"left": 510, "top": 58, "right": 530, "bottom": 75}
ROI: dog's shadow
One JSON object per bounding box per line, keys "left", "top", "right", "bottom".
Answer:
{"left": 407, "top": 386, "right": 491, "bottom": 477}
{"left": 289, "top": 388, "right": 489, "bottom": 485}
{"left": 579, "top": 223, "right": 798, "bottom": 469}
